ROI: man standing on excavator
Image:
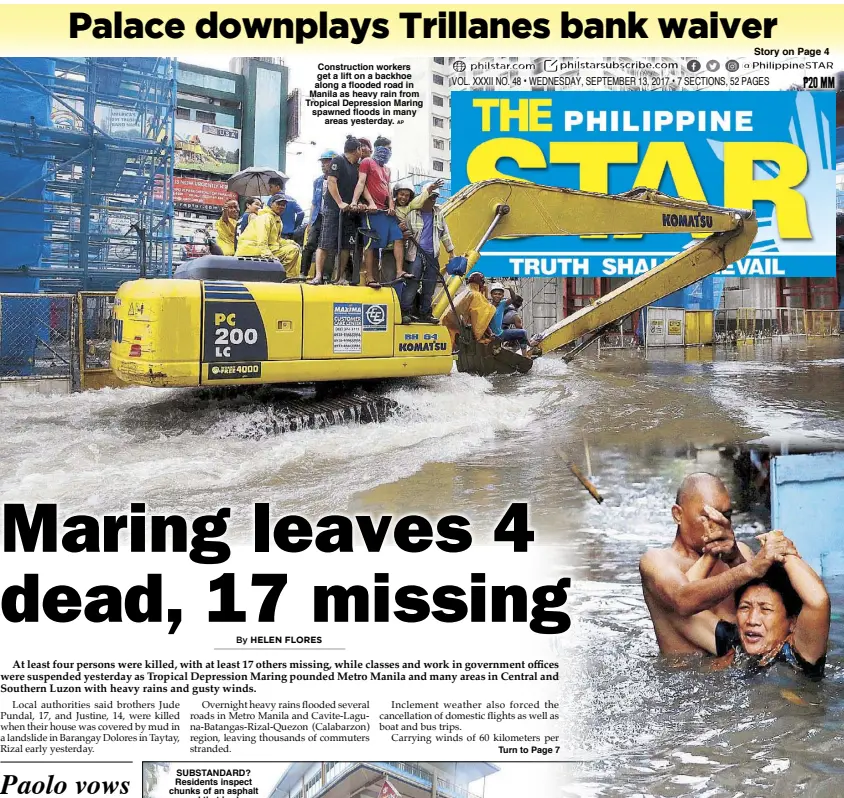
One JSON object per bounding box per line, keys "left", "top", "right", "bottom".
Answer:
{"left": 400, "top": 185, "right": 454, "bottom": 324}
{"left": 309, "top": 136, "right": 366, "bottom": 285}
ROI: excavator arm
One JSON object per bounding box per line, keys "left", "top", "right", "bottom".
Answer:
{"left": 432, "top": 179, "right": 757, "bottom": 358}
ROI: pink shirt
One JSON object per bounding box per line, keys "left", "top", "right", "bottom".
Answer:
{"left": 359, "top": 158, "right": 390, "bottom": 209}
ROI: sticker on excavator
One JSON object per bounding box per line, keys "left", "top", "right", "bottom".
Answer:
{"left": 207, "top": 362, "right": 262, "bottom": 380}
{"left": 333, "top": 302, "right": 363, "bottom": 353}
{"left": 363, "top": 303, "right": 388, "bottom": 331}
{"left": 202, "top": 282, "right": 268, "bottom": 363}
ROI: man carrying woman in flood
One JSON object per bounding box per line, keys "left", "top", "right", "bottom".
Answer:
{"left": 640, "top": 472, "right": 830, "bottom": 677}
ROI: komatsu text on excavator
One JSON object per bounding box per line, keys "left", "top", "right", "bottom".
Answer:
{"left": 110, "top": 180, "right": 757, "bottom": 387}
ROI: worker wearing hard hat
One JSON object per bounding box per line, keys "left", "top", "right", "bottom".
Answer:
{"left": 301, "top": 149, "right": 337, "bottom": 278}
{"left": 235, "top": 193, "right": 301, "bottom": 278}
{"left": 215, "top": 199, "right": 240, "bottom": 256}
{"left": 394, "top": 177, "right": 445, "bottom": 222}
{"left": 488, "top": 282, "right": 531, "bottom": 355}
{"left": 441, "top": 271, "right": 497, "bottom": 349}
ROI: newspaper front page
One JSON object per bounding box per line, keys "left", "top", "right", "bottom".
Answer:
{"left": 1, "top": 5, "right": 843, "bottom": 797}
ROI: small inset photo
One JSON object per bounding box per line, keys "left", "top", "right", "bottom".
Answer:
{"left": 143, "top": 762, "right": 562, "bottom": 798}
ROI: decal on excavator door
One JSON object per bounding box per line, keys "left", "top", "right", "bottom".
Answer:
{"left": 202, "top": 282, "right": 268, "bottom": 363}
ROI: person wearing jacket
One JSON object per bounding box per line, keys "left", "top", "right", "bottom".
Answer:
{"left": 235, "top": 193, "right": 301, "bottom": 277}
{"left": 266, "top": 177, "right": 305, "bottom": 242}
{"left": 215, "top": 200, "right": 240, "bottom": 256}
{"left": 394, "top": 178, "right": 444, "bottom": 222}
{"left": 488, "top": 282, "right": 530, "bottom": 354}
{"left": 441, "top": 272, "right": 496, "bottom": 349}
{"left": 236, "top": 197, "right": 263, "bottom": 246}
{"left": 301, "top": 150, "right": 336, "bottom": 278}
{"left": 400, "top": 185, "right": 455, "bottom": 324}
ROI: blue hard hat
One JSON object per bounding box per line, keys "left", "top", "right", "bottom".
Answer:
{"left": 319, "top": 149, "right": 338, "bottom": 160}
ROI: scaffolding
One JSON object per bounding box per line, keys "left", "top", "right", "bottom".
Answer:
{"left": 0, "top": 58, "right": 176, "bottom": 291}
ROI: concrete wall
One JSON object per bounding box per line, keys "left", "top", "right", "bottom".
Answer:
{"left": 720, "top": 277, "right": 778, "bottom": 311}
{"left": 515, "top": 278, "right": 562, "bottom": 334}
{"left": 0, "top": 377, "right": 70, "bottom": 396}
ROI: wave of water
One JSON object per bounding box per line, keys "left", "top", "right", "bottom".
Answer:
{"left": 0, "top": 367, "right": 567, "bottom": 523}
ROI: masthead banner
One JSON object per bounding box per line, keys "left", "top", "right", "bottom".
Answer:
{"left": 452, "top": 90, "right": 836, "bottom": 278}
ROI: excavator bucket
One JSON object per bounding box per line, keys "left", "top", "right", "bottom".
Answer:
{"left": 455, "top": 331, "right": 533, "bottom": 375}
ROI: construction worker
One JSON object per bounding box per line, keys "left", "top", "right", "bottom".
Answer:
{"left": 394, "top": 178, "right": 444, "bottom": 222}
{"left": 215, "top": 199, "right": 240, "bottom": 256}
{"left": 309, "top": 136, "right": 365, "bottom": 285}
{"left": 353, "top": 136, "right": 403, "bottom": 288}
{"left": 235, "top": 193, "right": 301, "bottom": 278}
{"left": 400, "top": 184, "right": 454, "bottom": 324}
{"left": 301, "top": 149, "right": 336, "bottom": 278}
{"left": 488, "top": 282, "right": 531, "bottom": 354}
{"left": 267, "top": 177, "right": 305, "bottom": 244}
{"left": 441, "top": 272, "right": 496, "bottom": 350}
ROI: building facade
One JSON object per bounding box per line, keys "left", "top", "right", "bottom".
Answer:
{"left": 270, "top": 762, "right": 497, "bottom": 798}
{"left": 172, "top": 59, "right": 292, "bottom": 262}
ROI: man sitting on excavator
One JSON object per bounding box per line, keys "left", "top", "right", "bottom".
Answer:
{"left": 235, "top": 193, "right": 301, "bottom": 278}
{"left": 488, "top": 282, "right": 531, "bottom": 355}
{"left": 441, "top": 272, "right": 496, "bottom": 350}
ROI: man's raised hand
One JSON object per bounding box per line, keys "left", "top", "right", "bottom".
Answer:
{"left": 700, "top": 504, "right": 739, "bottom": 561}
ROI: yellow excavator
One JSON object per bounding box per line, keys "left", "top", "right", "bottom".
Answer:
{"left": 110, "top": 180, "right": 757, "bottom": 387}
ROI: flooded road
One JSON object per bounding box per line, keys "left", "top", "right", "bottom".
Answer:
{"left": 2, "top": 336, "right": 843, "bottom": 792}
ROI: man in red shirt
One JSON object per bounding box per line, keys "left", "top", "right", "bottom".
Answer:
{"left": 352, "top": 135, "right": 405, "bottom": 288}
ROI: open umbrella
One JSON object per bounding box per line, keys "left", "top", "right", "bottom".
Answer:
{"left": 227, "top": 167, "right": 288, "bottom": 197}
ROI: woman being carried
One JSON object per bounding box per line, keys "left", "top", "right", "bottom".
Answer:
{"left": 678, "top": 531, "right": 830, "bottom": 677}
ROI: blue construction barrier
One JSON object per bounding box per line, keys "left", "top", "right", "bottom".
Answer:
{"left": 0, "top": 58, "right": 54, "bottom": 272}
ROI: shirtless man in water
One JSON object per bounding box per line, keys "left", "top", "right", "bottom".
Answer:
{"left": 639, "top": 472, "right": 795, "bottom": 655}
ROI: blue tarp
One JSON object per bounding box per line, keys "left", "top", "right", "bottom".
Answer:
{"left": 0, "top": 58, "right": 54, "bottom": 271}
{"left": 649, "top": 275, "right": 727, "bottom": 312}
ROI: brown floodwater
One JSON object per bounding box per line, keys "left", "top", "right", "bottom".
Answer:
{"left": 2, "top": 336, "right": 843, "bottom": 794}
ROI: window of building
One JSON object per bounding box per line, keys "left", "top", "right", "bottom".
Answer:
{"left": 432, "top": 94, "right": 445, "bottom": 106}
{"left": 195, "top": 110, "right": 217, "bottom": 124}
{"left": 432, "top": 116, "right": 444, "bottom": 128}
{"left": 304, "top": 773, "right": 320, "bottom": 798}
{"left": 433, "top": 138, "right": 445, "bottom": 150}
{"left": 433, "top": 160, "right": 444, "bottom": 172}
{"left": 433, "top": 74, "right": 444, "bottom": 85}
{"left": 176, "top": 107, "right": 191, "bottom": 120}
{"left": 433, "top": 57, "right": 445, "bottom": 65}
{"left": 178, "top": 70, "right": 237, "bottom": 95}
{"left": 214, "top": 113, "right": 236, "bottom": 128}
